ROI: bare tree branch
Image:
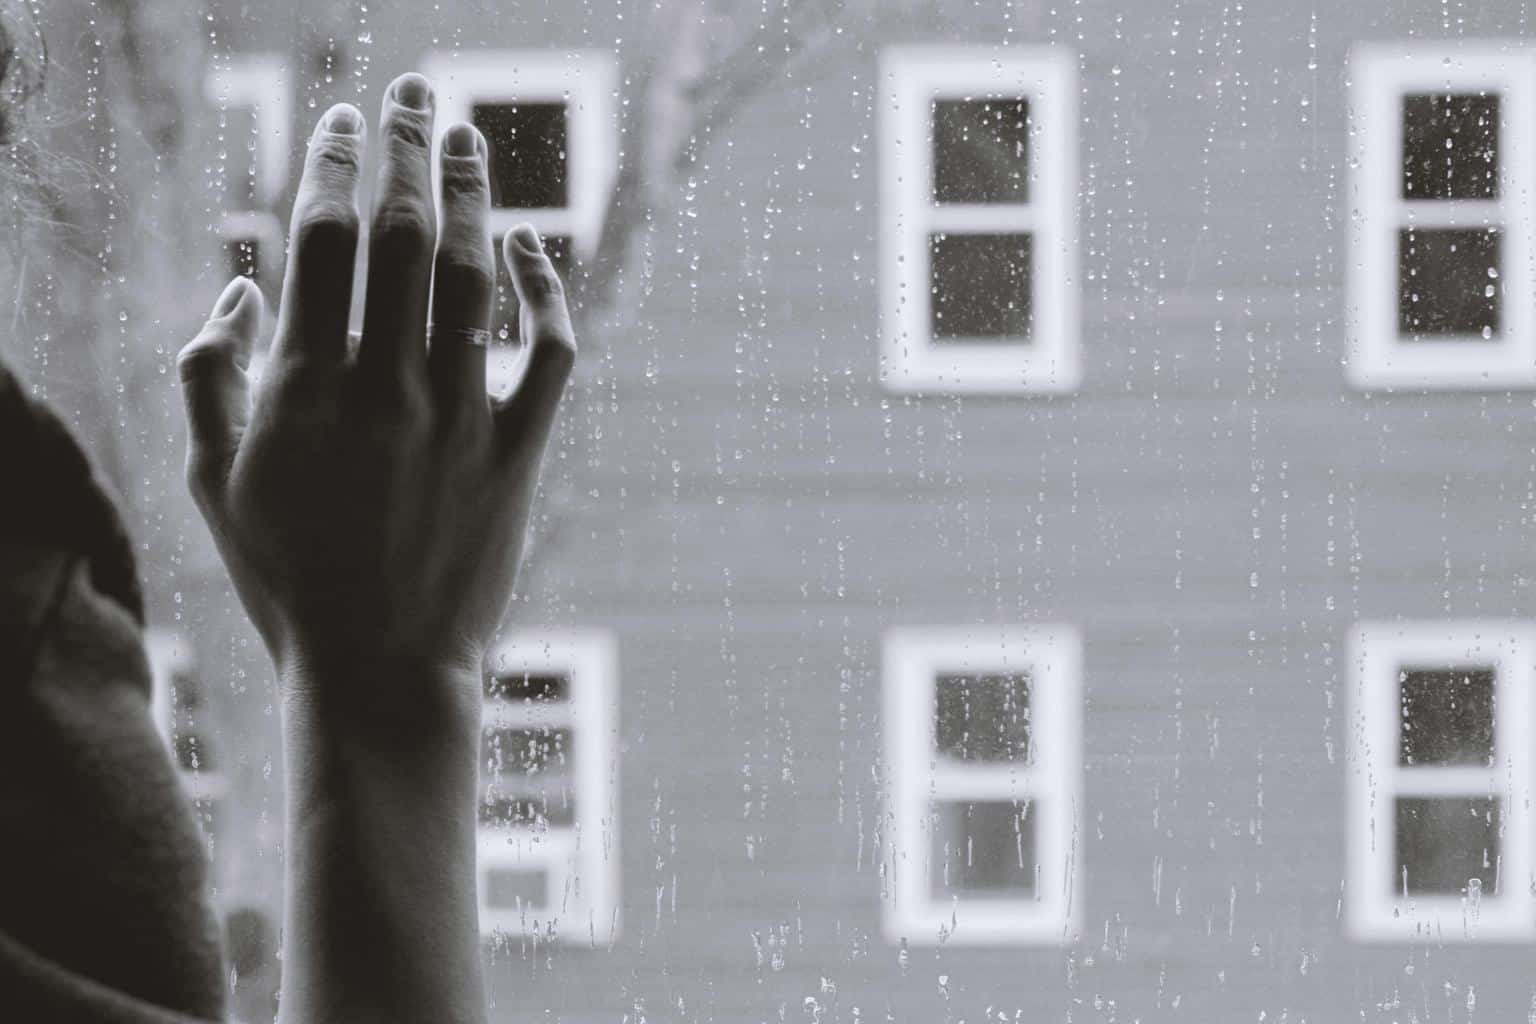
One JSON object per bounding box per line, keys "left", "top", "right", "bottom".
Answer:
{"left": 573, "top": 0, "right": 853, "bottom": 324}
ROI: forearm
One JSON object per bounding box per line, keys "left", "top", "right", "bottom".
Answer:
{"left": 277, "top": 667, "right": 487, "bottom": 1024}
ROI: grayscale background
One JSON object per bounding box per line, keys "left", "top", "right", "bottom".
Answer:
{"left": 7, "top": 0, "right": 1532, "bottom": 1021}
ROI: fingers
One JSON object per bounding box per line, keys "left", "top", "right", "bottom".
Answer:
{"left": 358, "top": 73, "right": 437, "bottom": 382}
{"left": 273, "top": 103, "right": 365, "bottom": 366}
{"left": 493, "top": 226, "right": 577, "bottom": 460}
{"left": 178, "top": 277, "right": 263, "bottom": 501}
{"left": 427, "top": 122, "right": 494, "bottom": 409}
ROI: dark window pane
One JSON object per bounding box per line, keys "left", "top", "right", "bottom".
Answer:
{"left": 472, "top": 102, "right": 567, "bottom": 209}
{"left": 933, "top": 98, "right": 1030, "bottom": 204}
{"left": 225, "top": 236, "right": 260, "bottom": 282}
{"left": 1399, "top": 666, "right": 1495, "bottom": 767}
{"left": 1395, "top": 797, "right": 1500, "bottom": 896}
{"left": 484, "top": 866, "right": 547, "bottom": 909}
{"left": 479, "top": 790, "right": 577, "bottom": 828}
{"left": 492, "top": 234, "right": 572, "bottom": 344}
{"left": 1402, "top": 93, "right": 1500, "bottom": 200}
{"left": 1397, "top": 227, "right": 1499, "bottom": 338}
{"left": 220, "top": 106, "right": 260, "bottom": 208}
{"left": 934, "top": 673, "right": 1030, "bottom": 762}
{"left": 482, "top": 726, "right": 572, "bottom": 776}
{"left": 174, "top": 732, "right": 214, "bottom": 774}
{"left": 486, "top": 670, "right": 570, "bottom": 703}
{"left": 170, "top": 668, "right": 216, "bottom": 772}
{"left": 929, "top": 232, "right": 1032, "bottom": 340}
{"left": 931, "top": 800, "right": 1035, "bottom": 897}
{"left": 187, "top": 794, "right": 221, "bottom": 840}
{"left": 223, "top": 906, "right": 276, "bottom": 980}
{"left": 169, "top": 667, "right": 204, "bottom": 714}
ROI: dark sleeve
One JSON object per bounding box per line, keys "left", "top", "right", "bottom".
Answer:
{"left": 0, "top": 361, "right": 228, "bottom": 1022}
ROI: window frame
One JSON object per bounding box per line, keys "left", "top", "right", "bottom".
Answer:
{"left": 203, "top": 54, "right": 290, "bottom": 288}
{"left": 1346, "top": 620, "right": 1536, "bottom": 942}
{"left": 883, "top": 625, "right": 1082, "bottom": 945}
{"left": 421, "top": 49, "right": 618, "bottom": 394}
{"left": 1347, "top": 44, "right": 1536, "bottom": 390}
{"left": 878, "top": 45, "right": 1079, "bottom": 396}
{"left": 477, "top": 628, "right": 619, "bottom": 944}
{"left": 421, "top": 48, "right": 618, "bottom": 257}
{"left": 145, "top": 629, "right": 229, "bottom": 806}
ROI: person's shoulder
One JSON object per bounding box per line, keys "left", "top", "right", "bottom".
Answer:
{"left": 0, "top": 357, "right": 143, "bottom": 623}
{"left": 0, "top": 925, "right": 224, "bottom": 1023}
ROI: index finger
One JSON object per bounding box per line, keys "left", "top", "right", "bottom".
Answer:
{"left": 272, "top": 103, "right": 366, "bottom": 366}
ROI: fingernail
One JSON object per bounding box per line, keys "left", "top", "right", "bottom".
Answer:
{"left": 392, "top": 73, "right": 432, "bottom": 112}
{"left": 444, "top": 122, "right": 479, "bottom": 157}
{"left": 323, "top": 103, "right": 362, "bottom": 135}
{"left": 512, "top": 223, "right": 542, "bottom": 254}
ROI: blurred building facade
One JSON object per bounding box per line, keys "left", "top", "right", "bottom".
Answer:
{"left": 13, "top": 0, "right": 1536, "bottom": 1021}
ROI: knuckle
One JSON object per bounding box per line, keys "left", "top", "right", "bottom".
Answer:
{"left": 436, "top": 247, "right": 495, "bottom": 295}
{"left": 371, "top": 203, "right": 436, "bottom": 258}
{"left": 305, "top": 132, "right": 363, "bottom": 177}
{"left": 294, "top": 203, "right": 361, "bottom": 259}
{"left": 522, "top": 261, "right": 566, "bottom": 304}
{"left": 532, "top": 326, "right": 577, "bottom": 376}
{"left": 439, "top": 157, "right": 489, "bottom": 200}
{"left": 176, "top": 337, "right": 230, "bottom": 382}
{"left": 385, "top": 110, "right": 433, "bottom": 153}
{"left": 363, "top": 371, "right": 432, "bottom": 426}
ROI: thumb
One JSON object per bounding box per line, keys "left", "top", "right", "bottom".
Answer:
{"left": 177, "top": 277, "right": 262, "bottom": 501}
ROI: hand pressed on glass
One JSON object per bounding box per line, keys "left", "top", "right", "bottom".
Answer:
{"left": 176, "top": 74, "right": 575, "bottom": 723}
{"left": 175, "top": 72, "right": 575, "bottom": 1024}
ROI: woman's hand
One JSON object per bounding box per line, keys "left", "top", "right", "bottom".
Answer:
{"left": 175, "top": 73, "right": 576, "bottom": 1024}
{"left": 176, "top": 73, "right": 574, "bottom": 726}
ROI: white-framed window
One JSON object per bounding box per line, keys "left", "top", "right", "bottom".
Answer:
{"left": 145, "top": 629, "right": 229, "bottom": 811}
{"left": 878, "top": 46, "right": 1079, "bottom": 395}
{"left": 478, "top": 629, "right": 619, "bottom": 944}
{"left": 1346, "top": 620, "right": 1536, "bottom": 942}
{"left": 1347, "top": 45, "right": 1536, "bottom": 390}
{"left": 204, "top": 54, "right": 291, "bottom": 290}
{"left": 883, "top": 625, "right": 1082, "bottom": 945}
{"left": 422, "top": 50, "right": 619, "bottom": 392}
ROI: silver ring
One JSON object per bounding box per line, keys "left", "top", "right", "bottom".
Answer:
{"left": 427, "top": 324, "right": 493, "bottom": 349}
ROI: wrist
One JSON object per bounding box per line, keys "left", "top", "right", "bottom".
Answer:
{"left": 279, "top": 654, "right": 482, "bottom": 758}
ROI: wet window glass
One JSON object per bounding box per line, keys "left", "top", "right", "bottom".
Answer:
{"left": 932, "top": 98, "right": 1030, "bottom": 204}
{"left": 930, "top": 800, "right": 1035, "bottom": 897}
{"left": 934, "top": 672, "right": 1031, "bottom": 763}
{"left": 16, "top": 4, "right": 1536, "bottom": 1021}
{"left": 473, "top": 101, "right": 567, "bottom": 209}
{"left": 1398, "top": 666, "right": 1495, "bottom": 766}
{"left": 1402, "top": 93, "right": 1499, "bottom": 200}
{"left": 1398, "top": 227, "right": 1500, "bottom": 339}
{"left": 929, "top": 231, "right": 1032, "bottom": 340}
{"left": 1395, "top": 796, "right": 1500, "bottom": 896}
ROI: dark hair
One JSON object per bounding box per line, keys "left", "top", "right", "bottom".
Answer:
{"left": 0, "top": 6, "right": 45, "bottom": 145}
